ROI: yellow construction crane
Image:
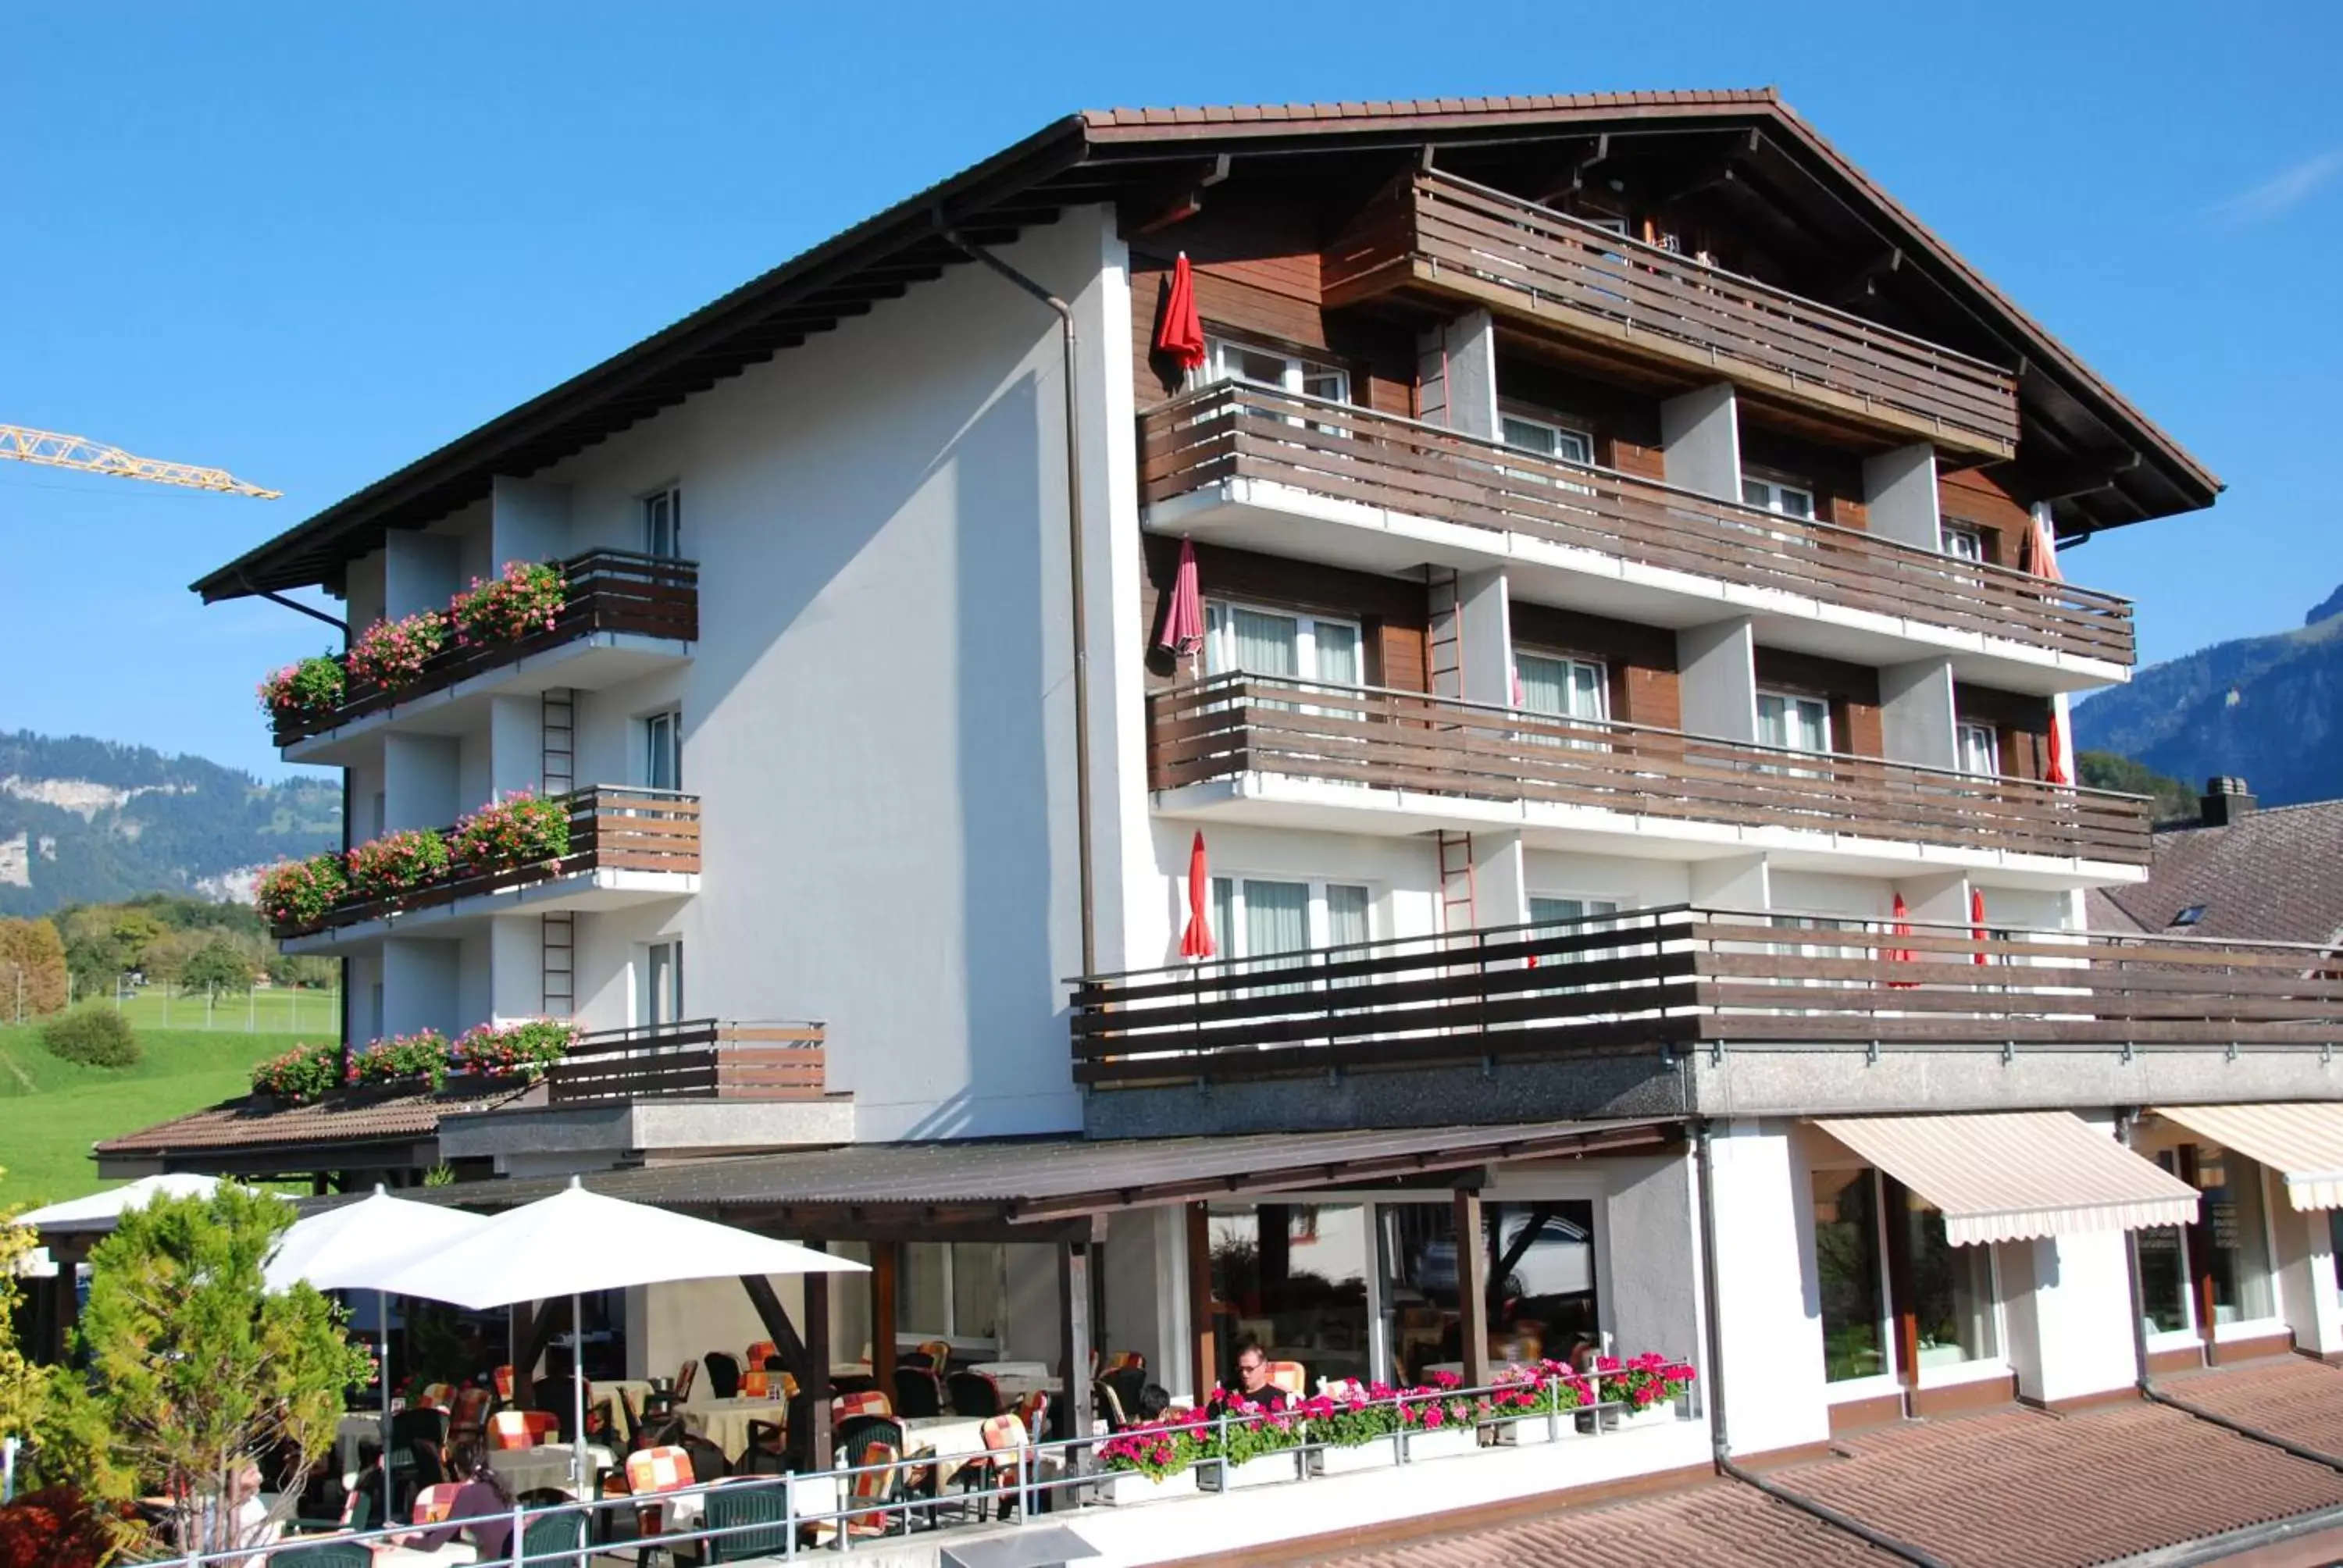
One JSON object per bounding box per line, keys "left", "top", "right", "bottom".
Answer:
{"left": 0, "top": 424, "right": 280, "bottom": 498}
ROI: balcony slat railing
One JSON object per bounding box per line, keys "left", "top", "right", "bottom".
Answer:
{"left": 1323, "top": 169, "right": 2020, "bottom": 455}
{"left": 1070, "top": 909, "right": 2343, "bottom": 1086}
{"left": 272, "top": 786, "right": 700, "bottom": 936}
{"left": 1139, "top": 382, "right": 2134, "bottom": 666}
{"left": 1150, "top": 674, "right": 2150, "bottom": 865}
{"left": 273, "top": 548, "right": 697, "bottom": 744}
{"left": 546, "top": 1018, "right": 826, "bottom": 1106}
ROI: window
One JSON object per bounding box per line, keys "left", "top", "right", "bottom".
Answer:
{"left": 1940, "top": 521, "right": 1985, "bottom": 562}
{"left": 2170, "top": 904, "right": 2209, "bottom": 928}
{"left": 1378, "top": 1199, "right": 1599, "bottom": 1384}
{"left": 1210, "top": 876, "right": 1371, "bottom": 963}
{"left": 2139, "top": 1150, "right": 2194, "bottom": 1335}
{"left": 1742, "top": 476, "right": 1816, "bottom": 520}
{"left": 1515, "top": 653, "right": 1608, "bottom": 725}
{"left": 1529, "top": 896, "right": 1620, "bottom": 928}
{"left": 1956, "top": 722, "right": 2000, "bottom": 778}
{"left": 1812, "top": 1167, "right": 1888, "bottom": 1382}
{"left": 1906, "top": 1199, "right": 1998, "bottom": 1366}
{"left": 643, "top": 710, "right": 682, "bottom": 792}
{"left": 643, "top": 486, "right": 683, "bottom": 559}
{"left": 1207, "top": 337, "right": 1350, "bottom": 404}
{"left": 638, "top": 940, "right": 683, "bottom": 1028}
{"left": 900, "top": 1242, "right": 1003, "bottom": 1344}
{"left": 1212, "top": 1203, "right": 1373, "bottom": 1388}
{"left": 1204, "top": 602, "right": 1361, "bottom": 688}
{"left": 1526, "top": 896, "right": 1622, "bottom": 980}
{"left": 1500, "top": 412, "right": 1595, "bottom": 467}
{"left": 1757, "top": 691, "right": 1832, "bottom": 754}
{"left": 2195, "top": 1146, "right": 2276, "bottom": 1323}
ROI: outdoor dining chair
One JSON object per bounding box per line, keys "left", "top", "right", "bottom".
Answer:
{"left": 621, "top": 1444, "right": 699, "bottom": 1562}
{"left": 702, "top": 1478, "right": 796, "bottom": 1562}
{"left": 1267, "top": 1361, "right": 1308, "bottom": 1397}
{"left": 703, "top": 1349, "right": 742, "bottom": 1399}
{"left": 386, "top": 1408, "right": 447, "bottom": 1514}
{"left": 917, "top": 1338, "right": 954, "bottom": 1371}
{"left": 488, "top": 1408, "right": 561, "bottom": 1449}
{"left": 893, "top": 1365, "right": 944, "bottom": 1418}
{"left": 672, "top": 1357, "right": 698, "bottom": 1403}
{"left": 492, "top": 1363, "right": 515, "bottom": 1400}
{"left": 947, "top": 1369, "right": 1003, "bottom": 1419}
{"left": 447, "top": 1384, "right": 494, "bottom": 1444}
{"left": 517, "top": 1507, "right": 590, "bottom": 1565}
{"left": 410, "top": 1481, "right": 465, "bottom": 1526}
{"left": 835, "top": 1387, "right": 893, "bottom": 1421}
{"left": 744, "top": 1338, "right": 779, "bottom": 1370}
{"left": 738, "top": 1418, "right": 789, "bottom": 1476}
{"left": 1015, "top": 1389, "right": 1052, "bottom": 1443}
{"left": 266, "top": 1540, "right": 372, "bottom": 1568}
{"left": 1093, "top": 1378, "right": 1129, "bottom": 1431}
{"left": 954, "top": 1413, "right": 1029, "bottom": 1523}
{"left": 1102, "top": 1364, "right": 1147, "bottom": 1426}
{"left": 833, "top": 1414, "right": 912, "bottom": 1540}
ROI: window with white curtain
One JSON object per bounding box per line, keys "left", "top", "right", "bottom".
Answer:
{"left": 1742, "top": 476, "right": 1816, "bottom": 519}
{"left": 1956, "top": 722, "right": 2000, "bottom": 777}
{"left": 1205, "top": 602, "right": 1362, "bottom": 689}
{"left": 1516, "top": 653, "right": 1607, "bottom": 722}
{"left": 1500, "top": 413, "right": 1595, "bottom": 466}
{"left": 1211, "top": 875, "right": 1373, "bottom": 964}
{"left": 1757, "top": 691, "right": 1832, "bottom": 754}
{"left": 1940, "top": 521, "right": 1985, "bottom": 562}
{"left": 644, "top": 486, "right": 683, "bottom": 559}
{"left": 900, "top": 1242, "right": 1003, "bottom": 1344}
{"left": 1208, "top": 337, "right": 1349, "bottom": 402}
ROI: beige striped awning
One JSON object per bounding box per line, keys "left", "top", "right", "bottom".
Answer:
{"left": 1812, "top": 1111, "right": 2201, "bottom": 1246}
{"left": 2153, "top": 1103, "right": 2343, "bottom": 1210}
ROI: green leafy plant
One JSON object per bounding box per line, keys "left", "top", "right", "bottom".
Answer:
{"left": 348, "top": 1029, "right": 451, "bottom": 1090}
{"left": 344, "top": 608, "right": 448, "bottom": 691}
{"left": 0, "top": 1174, "right": 58, "bottom": 1480}
{"left": 38, "top": 1185, "right": 371, "bottom": 1556}
{"left": 256, "top": 656, "right": 346, "bottom": 728}
{"left": 344, "top": 827, "right": 451, "bottom": 900}
{"left": 38, "top": 1008, "right": 140, "bottom": 1069}
{"left": 254, "top": 853, "right": 350, "bottom": 930}
{"left": 449, "top": 559, "right": 567, "bottom": 646}
{"left": 1098, "top": 1413, "right": 1209, "bottom": 1480}
{"left": 1204, "top": 1401, "right": 1303, "bottom": 1467}
{"left": 0, "top": 1486, "right": 123, "bottom": 1568}
{"left": 178, "top": 937, "right": 253, "bottom": 995}
{"left": 452, "top": 791, "right": 571, "bottom": 872}
{"left": 451, "top": 1017, "right": 576, "bottom": 1080}
{"left": 251, "top": 1039, "right": 341, "bottom": 1103}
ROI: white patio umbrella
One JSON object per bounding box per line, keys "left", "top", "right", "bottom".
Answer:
{"left": 264, "top": 1186, "right": 491, "bottom": 1519}
{"left": 374, "top": 1178, "right": 865, "bottom": 1493}
{"left": 11, "top": 1173, "right": 242, "bottom": 1234}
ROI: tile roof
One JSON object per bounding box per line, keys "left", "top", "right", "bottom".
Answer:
{"left": 1767, "top": 1402, "right": 2343, "bottom": 1566}
{"left": 2161, "top": 1358, "right": 2343, "bottom": 1459}
{"left": 95, "top": 1084, "right": 529, "bottom": 1156}
{"left": 1303, "top": 1476, "right": 1899, "bottom": 1567}
{"left": 1079, "top": 89, "right": 1780, "bottom": 131}
{"left": 2099, "top": 800, "right": 2343, "bottom": 946}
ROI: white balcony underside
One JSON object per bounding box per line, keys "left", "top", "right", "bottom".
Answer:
{"left": 1155, "top": 774, "right": 2146, "bottom": 892}
{"left": 1149, "top": 479, "right": 2124, "bottom": 698}
{"left": 276, "top": 868, "right": 699, "bottom": 957}
{"left": 283, "top": 632, "right": 690, "bottom": 766}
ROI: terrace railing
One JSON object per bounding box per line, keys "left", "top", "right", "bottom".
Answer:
{"left": 1150, "top": 673, "right": 2149, "bottom": 865}
{"left": 547, "top": 1017, "right": 828, "bottom": 1106}
{"left": 1071, "top": 907, "right": 2343, "bottom": 1087}
{"left": 1324, "top": 168, "right": 2020, "bottom": 455}
{"left": 1139, "top": 381, "right": 2133, "bottom": 666}
{"left": 273, "top": 548, "right": 697, "bottom": 744}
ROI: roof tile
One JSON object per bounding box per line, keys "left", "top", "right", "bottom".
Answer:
{"left": 96, "top": 1084, "right": 527, "bottom": 1156}
{"left": 2102, "top": 800, "right": 2343, "bottom": 945}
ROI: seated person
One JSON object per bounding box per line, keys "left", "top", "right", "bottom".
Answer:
{"left": 1214, "top": 1341, "right": 1294, "bottom": 1413}
{"left": 1136, "top": 1384, "right": 1172, "bottom": 1422}
{"left": 398, "top": 1440, "right": 515, "bottom": 1559}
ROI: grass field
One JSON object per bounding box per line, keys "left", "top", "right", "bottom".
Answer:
{"left": 45, "top": 984, "right": 341, "bottom": 1036}
{"left": 0, "top": 1020, "right": 315, "bottom": 1210}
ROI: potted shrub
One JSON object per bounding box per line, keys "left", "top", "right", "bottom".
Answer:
{"left": 251, "top": 1039, "right": 342, "bottom": 1105}
{"left": 449, "top": 559, "right": 566, "bottom": 646}
{"left": 1601, "top": 1354, "right": 1695, "bottom": 1431}
{"left": 254, "top": 853, "right": 350, "bottom": 932}
{"left": 1197, "top": 1396, "right": 1304, "bottom": 1490}
{"left": 1301, "top": 1384, "right": 1402, "bottom": 1476}
{"left": 1485, "top": 1363, "right": 1593, "bottom": 1446}
{"left": 344, "top": 827, "right": 452, "bottom": 902}
{"left": 452, "top": 790, "right": 571, "bottom": 872}
{"left": 1396, "top": 1374, "right": 1480, "bottom": 1462}
{"left": 347, "top": 1029, "right": 452, "bottom": 1091}
{"left": 257, "top": 655, "right": 346, "bottom": 729}
{"left": 451, "top": 1017, "right": 576, "bottom": 1081}
{"left": 1097, "top": 1415, "right": 1206, "bottom": 1505}
{"left": 344, "top": 608, "right": 448, "bottom": 692}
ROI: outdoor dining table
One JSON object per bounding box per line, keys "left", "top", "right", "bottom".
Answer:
{"left": 900, "top": 1415, "right": 990, "bottom": 1469}
{"left": 970, "top": 1363, "right": 1061, "bottom": 1400}
{"left": 680, "top": 1393, "right": 789, "bottom": 1458}
{"left": 483, "top": 1440, "right": 615, "bottom": 1502}
{"left": 597, "top": 1377, "right": 657, "bottom": 1428}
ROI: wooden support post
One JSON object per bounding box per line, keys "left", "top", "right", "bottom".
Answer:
{"left": 1186, "top": 1202, "right": 1218, "bottom": 1404}
{"left": 803, "top": 1245, "right": 833, "bottom": 1469}
{"left": 1453, "top": 1188, "right": 1489, "bottom": 1392}
{"left": 1061, "top": 1241, "right": 1096, "bottom": 1442}
{"left": 872, "top": 1244, "right": 899, "bottom": 1398}
{"left": 737, "top": 1275, "right": 814, "bottom": 1391}
{"left": 1880, "top": 1174, "right": 1920, "bottom": 1415}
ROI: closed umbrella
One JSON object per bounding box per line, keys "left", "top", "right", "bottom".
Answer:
{"left": 1970, "top": 887, "right": 1992, "bottom": 967}
{"left": 1887, "top": 893, "right": 1917, "bottom": 988}
{"left": 2027, "top": 512, "right": 2077, "bottom": 786}
{"left": 376, "top": 1179, "right": 865, "bottom": 1495}
{"left": 1180, "top": 831, "right": 1216, "bottom": 960}
{"left": 1154, "top": 253, "right": 1207, "bottom": 373}
{"left": 1156, "top": 537, "right": 1206, "bottom": 664}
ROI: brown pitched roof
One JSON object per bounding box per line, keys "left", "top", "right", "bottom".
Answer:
{"left": 2099, "top": 800, "right": 2343, "bottom": 945}
{"left": 196, "top": 88, "right": 2213, "bottom": 602}
{"left": 2160, "top": 1357, "right": 2343, "bottom": 1459}
{"left": 95, "top": 1083, "right": 528, "bottom": 1158}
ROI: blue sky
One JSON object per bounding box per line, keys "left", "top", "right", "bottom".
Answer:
{"left": 5, "top": 2, "right": 2337, "bottom": 779}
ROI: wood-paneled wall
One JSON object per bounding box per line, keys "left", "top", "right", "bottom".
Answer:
{"left": 1491, "top": 355, "right": 1667, "bottom": 481}
{"left": 1938, "top": 468, "right": 2034, "bottom": 569}
{"left": 1739, "top": 426, "right": 1870, "bottom": 531}
{"left": 1139, "top": 534, "right": 1428, "bottom": 695}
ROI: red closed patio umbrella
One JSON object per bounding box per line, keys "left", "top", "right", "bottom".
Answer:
{"left": 1157, "top": 537, "right": 1206, "bottom": 662}
{"left": 1156, "top": 253, "right": 1207, "bottom": 372}
{"left": 1970, "top": 886, "right": 1991, "bottom": 966}
{"left": 2027, "top": 512, "right": 2077, "bottom": 787}
{"left": 1181, "top": 830, "right": 1217, "bottom": 960}
{"left": 1887, "top": 893, "right": 1917, "bottom": 987}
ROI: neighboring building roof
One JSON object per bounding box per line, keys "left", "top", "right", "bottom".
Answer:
{"left": 95, "top": 1082, "right": 530, "bottom": 1166}
{"left": 195, "top": 88, "right": 2215, "bottom": 602}
{"left": 2097, "top": 798, "right": 2343, "bottom": 946}
{"left": 2159, "top": 1356, "right": 2343, "bottom": 1460}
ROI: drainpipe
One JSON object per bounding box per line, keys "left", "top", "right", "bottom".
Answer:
{"left": 943, "top": 229, "right": 1097, "bottom": 978}
{"left": 1693, "top": 1120, "right": 1952, "bottom": 1568}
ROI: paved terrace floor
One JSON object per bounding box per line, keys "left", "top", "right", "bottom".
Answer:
{"left": 1298, "top": 1361, "right": 2343, "bottom": 1568}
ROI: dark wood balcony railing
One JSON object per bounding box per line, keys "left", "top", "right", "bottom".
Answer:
{"left": 547, "top": 1018, "right": 826, "bottom": 1106}
{"left": 1071, "top": 908, "right": 2343, "bottom": 1087}
{"left": 1151, "top": 675, "right": 2149, "bottom": 865}
{"left": 1141, "top": 383, "right": 2134, "bottom": 666}
{"left": 274, "top": 549, "right": 697, "bottom": 744}
{"left": 275, "top": 786, "right": 700, "bottom": 937}
{"left": 1324, "top": 169, "right": 2020, "bottom": 456}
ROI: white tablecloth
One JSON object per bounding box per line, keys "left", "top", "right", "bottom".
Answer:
{"left": 597, "top": 1377, "right": 656, "bottom": 1426}
{"left": 900, "top": 1415, "right": 988, "bottom": 1464}
{"left": 681, "top": 1394, "right": 789, "bottom": 1458}
{"left": 483, "top": 1441, "right": 614, "bottom": 1502}
{"left": 968, "top": 1360, "right": 1050, "bottom": 1381}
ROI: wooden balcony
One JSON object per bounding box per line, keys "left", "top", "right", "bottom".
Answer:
{"left": 1325, "top": 169, "right": 2020, "bottom": 458}
{"left": 273, "top": 549, "right": 697, "bottom": 746}
{"left": 273, "top": 786, "right": 699, "bottom": 939}
{"left": 546, "top": 1018, "right": 828, "bottom": 1107}
{"left": 1150, "top": 674, "right": 2150, "bottom": 867}
{"left": 1140, "top": 383, "right": 2134, "bottom": 668}
{"left": 1071, "top": 910, "right": 2343, "bottom": 1088}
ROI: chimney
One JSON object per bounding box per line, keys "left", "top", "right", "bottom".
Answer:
{"left": 2199, "top": 775, "right": 2256, "bottom": 827}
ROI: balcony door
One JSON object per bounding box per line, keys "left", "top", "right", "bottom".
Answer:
{"left": 1757, "top": 691, "right": 1831, "bottom": 755}
{"left": 637, "top": 940, "right": 683, "bottom": 1029}
{"left": 1515, "top": 653, "right": 1608, "bottom": 757}
{"left": 1956, "top": 722, "right": 2000, "bottom": 778}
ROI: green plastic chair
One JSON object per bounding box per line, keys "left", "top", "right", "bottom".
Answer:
{"left": 268, "top": 1541, "right": 373, "bottom": 1568}
{"left": 704, "top": 1481, "right": 795, "bottom": 1561}
{"left": 519, "top": 1506, "right": 590, "bottom": 1563}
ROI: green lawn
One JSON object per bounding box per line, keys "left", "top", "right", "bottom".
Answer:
{"left": 72, "top": 985, "right": 341, "bottom": 1036}
{"left": 0, "top": 1022, "right": 305, "bottom": 1210}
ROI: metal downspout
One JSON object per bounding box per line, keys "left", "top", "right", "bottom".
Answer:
{"left": 1694, "top": 1120, "right": 1952, "bottom": 1568}
{"left": 943, "top": 229, "right": 1097, "bottom": 977}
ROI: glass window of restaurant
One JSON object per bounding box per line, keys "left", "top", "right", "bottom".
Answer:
{"left": 1207, "top": 1203, "right": 1372, "bottom": 1391}
{"left": 2133, "top": 1135, "right": 2281, "bottom": 1340}
{"left": 1813, "top": 1167, "right": 1889, "bottom": 1383}
{"left": 900, "top": 1242, "right": 1005, "bottom": 1345}
{"left": 1905, "top": 1196, "right": 1997, "bottom": 1367}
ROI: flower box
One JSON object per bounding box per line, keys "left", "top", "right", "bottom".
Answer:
{"left": 1200, "top": 1451, "right": 1300, "bottom": 1491}
{"left": 1400, "top": 1426, "right": 1479, "bottom": 1463}
{"left": 1311, "top": 1434, "right": 1398, "bottom": 1475}
{"left": 1618, "top": 1401, "right": 1682, "bottom": 1432}
{"left": 1098, "top": 1466, "right": 1199, "bottom": 1506}
{"left": 1492, "top": 1413, "right": 1590, "bottom": 1446}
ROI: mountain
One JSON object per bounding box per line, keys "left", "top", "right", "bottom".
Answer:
{"left": 2073, "top": 585, "right": 2343, "bottom": 811}
{"left": 0, "top": 730, "right": 338, "bottom": 917}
